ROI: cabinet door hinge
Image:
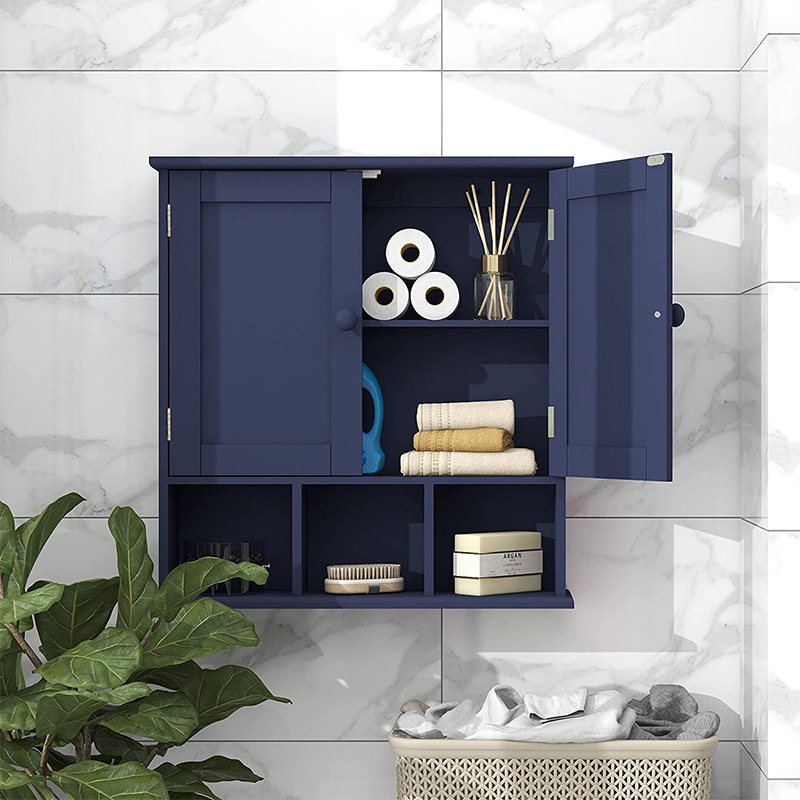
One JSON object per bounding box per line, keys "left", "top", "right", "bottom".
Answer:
{"left": 166, "top": 204, "right": 172, "bottom": 238}
{"left": 547, "top": 209, "right": 555, "bottom": 241}
{"left": 166, "top": 407, "right": 172, "bottom": 442}
{"left": 548, "top": 406, "right": 555, "bottom": 438}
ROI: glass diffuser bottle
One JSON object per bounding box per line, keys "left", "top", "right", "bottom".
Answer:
{"left": 475, "top": 254, "right": 514, "bottom": 320}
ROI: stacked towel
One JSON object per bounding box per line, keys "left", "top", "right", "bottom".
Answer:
{"left": 401, "top": 449, "right": 537, "bottom": 477}
{"left": 414, "top": 428, "right": 513, "bottom": 453}
{"left": 401, "top": 400, "right": 537, "bottom": 476}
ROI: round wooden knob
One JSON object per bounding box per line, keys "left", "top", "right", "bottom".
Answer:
{"left": 335, "top": 309, "right": 358, "bottom": 331}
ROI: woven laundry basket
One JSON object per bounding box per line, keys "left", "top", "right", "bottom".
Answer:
{"left": 391, "top": 734, "right": 717, "bottom": 800}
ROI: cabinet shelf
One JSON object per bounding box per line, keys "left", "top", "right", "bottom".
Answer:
{"left": 362, "top": 319, "right": 549, "bottom": 329}
{"left": 214, "top": 590, "right": 574, "bottom": 610}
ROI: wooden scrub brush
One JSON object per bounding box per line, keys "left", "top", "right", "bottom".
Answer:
{"left": 324, "top": 563, "right": 404, "bottom": 595}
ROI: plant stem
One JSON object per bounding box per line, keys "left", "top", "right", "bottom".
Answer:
{"left": 140, "top": 618, "right": 160, "bottom": 647}
{"left": 74, "top": 725, "right": 92, "bottom": 762}
{"left": 0, "top": 574, "right": 44, "bottom": 670}
{"left": 143, "top": 745, "right": 161, "bottom": 768}
{"left": 40, "top": 734, "right": 53, "bottom": 776}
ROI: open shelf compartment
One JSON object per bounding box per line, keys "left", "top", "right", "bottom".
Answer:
{"left": 362, "top": 171, "right": 552, "bottom": 323}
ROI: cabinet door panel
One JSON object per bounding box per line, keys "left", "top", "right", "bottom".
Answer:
{"left": 168, "top": 170, "right": 361, "bottom": 476}
{"left": 549, "top": 154, "right": 672, "bottom": 481}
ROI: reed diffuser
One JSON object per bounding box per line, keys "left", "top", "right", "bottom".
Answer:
{"left": 466, "top": 182, "right": 530, "bottom": 321}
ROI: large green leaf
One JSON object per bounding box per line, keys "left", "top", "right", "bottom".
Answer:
{"left": 0, "top": 680, "right": 65, "bottom": 731}
{"left": 93, "top": 728, "right": 160, "bottom": 765}
{"left": 0, "top": 737, "right": 42, "bottom": 775}
{"left": 13, "top": 493, "right": 85, "bottom": 587}
{"left": 182, "top": 665, "right": 289, "bottom": 730}
{"left": 35, "top": 578, "right": 120, "bottom": 659}
{"left": 141, "top": 599, "right": 258, "bottom": 669}
{"left": 98, "top": 690, "right": 199, "bottom": 744}
{"left": 51, "top": 760, "right": 169, "bottom": 800}
{"left": 0, "top": 650, "right": 22, "bottom": 698}
{"left": 108, "top": 507, "right": 156, "bottom": 639}
{"left": 37, "top": 628, "right": 143, "bottom": 690}
{"left": 134, "top": 661, "right": 202, "bottom": 691}
{"left": 155, "top": 764, "right": 220, "bottom": 800}
{"left": 35, "top": 683, "right": 151, "bottom": 741}
{"left": 153, "top": 558, "right": 268, "bottom": 623}
{"left": 0, "top": 502, "right": 17, "bottom": 575}
{"left": 0, "top": 766, "right": 48, "bottom": 797}
{"left": 0, "top": 582, "right": 64, "bottom": 625}
{"left": 173, "top": 756, "right": 262, "bottom": 783}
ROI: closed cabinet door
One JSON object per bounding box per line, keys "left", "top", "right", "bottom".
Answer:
{"left": 549, "top": 154, "right": 673, "bottom": 481}
{"left": 168, "top": 170, "right": 362, "bottom": 476}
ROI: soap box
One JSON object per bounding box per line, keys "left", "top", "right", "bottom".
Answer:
{"left": 453, "top": 531, "right": 543, "bottom": 588}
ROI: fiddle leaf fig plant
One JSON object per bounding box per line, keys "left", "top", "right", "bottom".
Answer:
{"left": 0, "top": 494, "right": 290, "bottom": 800}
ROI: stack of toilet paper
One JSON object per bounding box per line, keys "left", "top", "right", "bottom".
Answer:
{"left": 362, "top": 229, "right": 460, "bottom": 321}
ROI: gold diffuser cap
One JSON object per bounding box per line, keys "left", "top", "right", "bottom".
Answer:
{"left": 482, "top": 254, "right": 509, "bottom": 274}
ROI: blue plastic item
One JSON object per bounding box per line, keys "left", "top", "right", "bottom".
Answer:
{"left": 362, "top": 363, "right": 385, "bottom": 474}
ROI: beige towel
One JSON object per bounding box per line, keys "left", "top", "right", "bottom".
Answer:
{"left": 416, "top": 400, "right": 515, "bottom": 435}
{"left": 413, "top": 428, "right": 513, "bottom": 453}
{"left": 400, "top": 448, "right": 537, "bottom": 477}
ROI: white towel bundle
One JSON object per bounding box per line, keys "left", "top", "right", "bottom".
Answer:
{"left": 400, "top": 448, "right": 537, "bottom": 477}
{"left": 395, "top": 685, "right": 636, "bottom": 744}
{"left": 416, "top": 400, "right": 515, "bottom": 435}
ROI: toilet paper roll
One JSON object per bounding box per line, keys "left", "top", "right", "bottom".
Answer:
{"left": 410, "top": 272, "right": 460, "bottom": 320}
{"left": 385, "top": 228, "right": 436, "bottom": 279}
{"left": 362, "top": 271, "right": 410, "bottom": 321}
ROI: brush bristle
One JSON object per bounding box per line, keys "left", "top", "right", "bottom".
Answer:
{"left": 327, "top": 563, "right": 401, "bottom": 581}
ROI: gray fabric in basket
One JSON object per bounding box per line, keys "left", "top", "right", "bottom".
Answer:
{"left": 628, "top": 684, "right": 720, "bottom": 741}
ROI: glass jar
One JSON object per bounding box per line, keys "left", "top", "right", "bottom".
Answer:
{"left": 474, "top": 255, "right": 514, "bottom": 320}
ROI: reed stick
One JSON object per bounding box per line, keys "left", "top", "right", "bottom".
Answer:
{"left": 498, "top": 182, "right": 511, "bottom": 254}
{"left": 500, "top": 187, "right": 531, "bottom": 256}
{"left": 490, "top": 181, "right": 497, "bottom": 255}
{"left": 465, "top": 190, "right": 489, "bottom": 255}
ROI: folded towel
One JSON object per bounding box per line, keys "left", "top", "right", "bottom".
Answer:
{"left": 413, "top": 428, "right": 513, "bottom": 453}
{"left": 416, "top": 400, "right": 515, "bottom": 435}
{"left": 400, "top": 448, "right": 537, "bottom": 477}
{"left": 627, "top": 685, "right": 720, "bottom": 741}
{"left": 525, "top": 688, "right": 588, "bottom": 722}
{"left": 394, "top": 686, "right": 635, "bottom": 744}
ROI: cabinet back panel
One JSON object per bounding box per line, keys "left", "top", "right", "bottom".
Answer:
{"left": 304, "top": 485, "right": 425, "bottom": 592}
{"left": 200, "top": 202, "right": 332, "bottom": 447}
{"left": 434, "top": 485, "right": 556, "bottom": 593}
{"left": 363, "top": 176, "right": 549, "bottom": 321}
{"left": 363, "top": 328, "right": 549, "bottom": 476}
{"left": 173, "top": 484, "right": 292, "bottom": 592}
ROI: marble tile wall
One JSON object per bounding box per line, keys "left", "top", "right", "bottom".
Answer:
{"left": 739, "top": 11, "right": 800, "bottom": 796}
{"left": 0, "top": 1, "right": 760, "bottom": 797}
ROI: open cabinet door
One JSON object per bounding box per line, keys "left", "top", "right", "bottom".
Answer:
{"left": 549, "top": 154, "right": 672, "bottom": 481}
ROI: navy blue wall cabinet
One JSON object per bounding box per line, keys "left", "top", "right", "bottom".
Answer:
{"left": 152, "top": 155, "right": 674, "bottom": 609}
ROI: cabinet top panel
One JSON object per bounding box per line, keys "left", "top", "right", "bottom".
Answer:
{"left": 149, "top": 156, "right": 574, "bottom": 173}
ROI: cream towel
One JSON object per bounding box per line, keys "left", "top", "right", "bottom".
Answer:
{"left": 413, "top": 428, "right": 513, "bottom": 453}
{"left": 400, "top": 448, "right": 537, "bottom": 477}
{"left": 416, "top": 400, "right": 515, "bottom": 435}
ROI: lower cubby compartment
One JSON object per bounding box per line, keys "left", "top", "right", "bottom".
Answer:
{"left": 303, "top": 484, "right": 425, "bottom": 593}
{"left": 168, "top": 483, "right": 293, "bottom": 593}
{"left": 433, "top": 483, "right": 562, "bottom": 596}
